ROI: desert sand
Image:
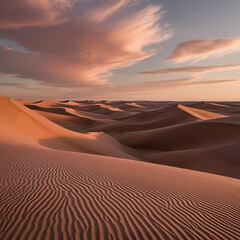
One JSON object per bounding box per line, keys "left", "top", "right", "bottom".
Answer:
{"left": 1, "top": 95, "right": 240, "bottom": 239}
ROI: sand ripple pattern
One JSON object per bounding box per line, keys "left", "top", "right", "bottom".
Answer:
{"left": 0, "top": 146, "right": 240, "bottom": 240}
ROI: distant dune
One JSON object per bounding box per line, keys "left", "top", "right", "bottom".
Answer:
{"left": 89, "top": 104, "right": 199, "bottom": 134}
{"left": 177, "top": 104, "right": 227, "bottom": 120}
{"left": 189, "top": 101, "right": 230, "bottom": 109}
{"left": 0, "top": 96, "right": 136, "bottom": 160}
{"left": 26, "top": 104, "right": 104, "bottom": 131}
{"left": 0, "top": 95, "right": 240, "bottom": 239}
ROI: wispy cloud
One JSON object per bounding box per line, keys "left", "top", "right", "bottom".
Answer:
{"left": 0, "top": 0, "right": 75, "bottom": 28}
{"left": 166, "top": 38, "right": 240, "bottom": 63}
{"left": 66, "top": 76, "right": 237, "bottom": 98}
{"left": 108, "top": 77, "right": 237, "bottom": 94}
{"left": 0, "top": 1, "right": 172, "bottom": 86}
{"left": 140, "top": 64, "right": 240, "bottom": 75}
{"left": 90, "top": 0, "right": 131, "bottom": 22}
{"left": 0, "top": 82, "right": 37, "bottom": 90}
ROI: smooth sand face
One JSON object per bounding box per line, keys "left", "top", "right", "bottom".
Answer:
{"left": 177, "top": 104, "right": 227, "bottom": 120}
{"left": 1, "top": 95, "right": 240, "bottom": 239}
{"left": 0, "top": 96, "right": 136, "bottom": 160}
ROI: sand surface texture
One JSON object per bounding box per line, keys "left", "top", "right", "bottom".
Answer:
{"left": 1, "top": 96, "right": 240, "bottom": 239}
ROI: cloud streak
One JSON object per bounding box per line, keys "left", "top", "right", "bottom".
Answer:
{"left": 0, "top": 0, "right": 75, "bottom": 28}
{"left": 0, "top": 1, "right": 172, "bottom": 86}
{"left": 140, "top": 64, "right": 240, "bottom": 75}
{"left": 167, "top": 38, "right": 240, "bottom": 63}
{"left": 0, "top": 82, "right": 37, "bottom": 90}
{"left": 108, "top": 78, "right": 237, "bottom": 94}
{"left": 90, "top": 0, "right": 130, "bottom": 22}
{"left": 66, "top": 76, "right": 237, "bottom": 99}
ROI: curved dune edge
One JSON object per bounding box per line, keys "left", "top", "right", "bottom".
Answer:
{"left": 95, "top": 103, "right": 123, "bottom": 112}
{"left": 0, "top": 95, "right": 136, "bottom": 160}
{"left": 25, "top": 104, "right": 104, "bottom": 130}
{"left": 126, "top": 102, "right": 146, "bottom": 108}
{"left": 117, "top": 120, "right": 240, "bottom": 151}
{"left": 89, "top": 104, "right": 199, "bottom": 134}
{"left": 190, "top": 101, "right": 230, "bottom": 109}
{"left": 177, "top": 104, "right": 227, "bottom": 120}
{"left": 144, "top": 142, "right": 240, "bottom": 178}
{"left": 0, "top": 143, "right": 240, "bottom": 240}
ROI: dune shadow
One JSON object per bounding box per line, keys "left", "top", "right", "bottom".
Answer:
{"left": 38, "top": 136, "right": 139, "bottom": 160}
{"left": 38, "top": 136, "right": 90, "bottom": 154}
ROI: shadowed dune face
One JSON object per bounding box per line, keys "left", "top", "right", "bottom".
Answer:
{"left": 117, "top": 120, "right": 240, "bottom": 178}
{"left": 0, "top": 144, "right": 240, "bottom": 240}
{"left": 144, "top": 141, "right": 240, "bottom": 179}
{"left": 189, "top": 101, "right": 230, "bottom": 109}
{"left": 117, "top": 121, "right": 240, "bottom": 151}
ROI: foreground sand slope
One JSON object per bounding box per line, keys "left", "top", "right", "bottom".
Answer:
{"left": 0, "top": 143, "right": 240, "bottom": 240}
{"left": 0, "top": 96, "right": 136, "bottom": 160}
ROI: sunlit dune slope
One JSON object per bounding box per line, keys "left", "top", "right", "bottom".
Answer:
{"left": 178, "top": 104, "right": 227, "bottom": 120}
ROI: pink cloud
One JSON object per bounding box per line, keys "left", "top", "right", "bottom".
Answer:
{"left": 140, "top": 64, "right": 240, "bottom": 75}
{"left": 90, "top": 0, "right": 130, "bottom": 22}
{"left": 0, "top": 0, "right": 75, "bottom": 28}
{"left": 107, "top": 77, "right": 237, "bottom": 94}
{"left": 0, "top": 45, "right": 102, "bottom": 86}
{"left": 64, "top": 76, "right": 237, "bottom": 99}
{"left": 167, "top": 38, "right": 240, "bottom": 63}
{"left": 0, "top": 2, "right": 172, "bottom": 86}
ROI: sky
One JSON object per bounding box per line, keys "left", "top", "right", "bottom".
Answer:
{"left": 0, "top": 0, "right": 239, "bottom": 100}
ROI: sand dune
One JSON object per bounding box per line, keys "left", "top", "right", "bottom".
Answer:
{"left": 189, "top": 101, "right": 229, "bottom": 109}
{"left": 33, "top": 100, "right": 61, "bottom": 107}
{"left": 0, "top": 96, "right": 136, "bottom": 159}
{"left": 0, "top": 143, "right": 239, "bottom": 240}
{"left": 95, "top": 103, "right": 122, "bottom": 112}
{"left": 16, "top": 99, "right": 38, "bottom": 105}
{"left": 101, "top": 101, "right": 147, "bottom": 112}
{"left": 0, "top": 96, "right": 240, "bottom": 239}
{"left": 26, "top": 104, "right": 104, "bottom": 131}
{"left": 178, "top": 104, "right": 227, "bottom": 120}
{"left": 126, "top": 102, "right": 146, "bottom": 108}
{"left": 76, "top": 103, "right": 120, "bottom": 114}
{"left": 60, "top": 100, "right": 80, "bottom": 106}
{"left": 118, "top": 119, "right": 240, "bottom": 151}
{"left": 89, "top": 105, "right": 200, "bottom": 134}
{"left": 145, "top": 141, "right": 240, "bottom": 178}
{"left": 212, "top": 105, "right": 240, "bottom": 116}
{"left": 18, "top": 98, "right": 240, "bottom": 179}
{"left": 117, "top": 117, "right": 240, "bottom": 178}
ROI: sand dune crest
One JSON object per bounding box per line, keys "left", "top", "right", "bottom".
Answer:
{"left": 178, "top": 104, "right": 227, "bottom": 120}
